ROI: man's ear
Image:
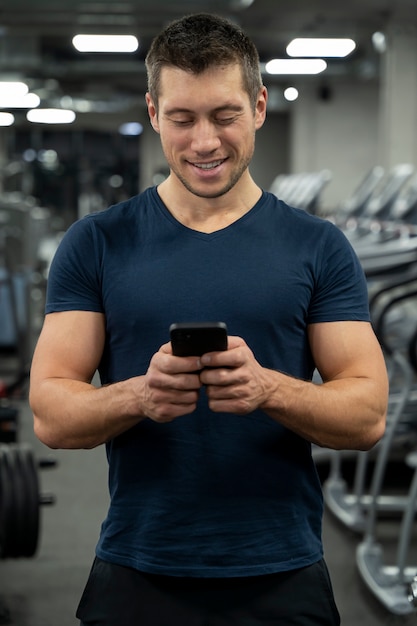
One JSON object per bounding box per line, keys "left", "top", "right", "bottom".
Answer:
{"left": 255, "top": 86, "right": 268, "bottom": 131}
{"left": 145, "top": 93, "right": 160, "bottom": 133}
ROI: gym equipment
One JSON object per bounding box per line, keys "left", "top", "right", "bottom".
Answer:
{"left": 356, "top": 448, "right": 417, "bottom": 615}
{"left": 324, "top": 363, "right": 414, "bottom": 533}
{"left": 390, "top": 174, "right": 417, "bottom": 224}
{"left": 0, "top": 443, "right": 56, "bottom": 559}
{"left": 364, "top": 163, "right": 414, "bottom": 221}
{"left": 320, "top": 219, "right": 417, "bottom": 614}
{"left": 269, "top": 169, "right": 332, "bottom": 214}
{"left": 0, "top": 193, "right": 52, "bottom": 387}
{"left": 338, "top": 165, "right": 385, "bottom": 218}
{"left": 0, "top": 402, "right": 18, "bottom": 444}
{"left": 324, "top": 274, "right": 417, "bottom": 532}
{"left": 353, "top": 280, "right": 417, "bottom": 614}
{"left": 337, "top": 164, "right": 415, "bottom": 248}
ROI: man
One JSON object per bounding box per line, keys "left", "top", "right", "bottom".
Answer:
{"left": 29, "top": 12, "right": 388, "bottom": 626}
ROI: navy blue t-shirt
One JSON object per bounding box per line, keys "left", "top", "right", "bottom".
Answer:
{"left": 46, "top": 187, "right": 370, "bottom": 576}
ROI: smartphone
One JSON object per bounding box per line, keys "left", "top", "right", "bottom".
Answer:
{"left": 169, "top": 322, "right": 228, "bottom": 357}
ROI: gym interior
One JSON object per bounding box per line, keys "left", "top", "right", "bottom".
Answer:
{"left": 1, "top": 1, "right": 417, "bottom": 624}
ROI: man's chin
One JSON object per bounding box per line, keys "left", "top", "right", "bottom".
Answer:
{"left": 177, "top": 176, "right": 238, "bottom": 200}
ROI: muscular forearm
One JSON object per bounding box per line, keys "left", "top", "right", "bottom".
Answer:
{"left": 30, "top": 377, "right": 147, "bottom": 449}
{"left": 201, "top": 331, "right": 388, "bottom": 451}
{"left": 30, "top": 345, "right": 203, "bottom": 449}
{"left": 260, "top": 369, "right": 387, "bottom": 451}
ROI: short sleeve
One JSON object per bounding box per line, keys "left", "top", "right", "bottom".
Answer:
{"left": 45, "top": 217, "right": 104, "bottom": 314}
{"left": 307, "top": 224, "right": 370, "bottom": 324}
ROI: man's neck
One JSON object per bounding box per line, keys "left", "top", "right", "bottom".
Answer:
{"left": 157, "top": 175, "right": 262, "bottom": 234}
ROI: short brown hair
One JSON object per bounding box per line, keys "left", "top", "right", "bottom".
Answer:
{"left": 145, "top": 13, "right": 263, "bottom": 112}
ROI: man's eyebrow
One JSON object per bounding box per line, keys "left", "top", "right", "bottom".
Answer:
{"left": 163, "top": 107, "right": 193, "bottom": 116}
{"left": 163, "top": 104, "right": 244, "bottom": 116}
{"left": 213, "top": 104, "right": 245, "bottom": 113}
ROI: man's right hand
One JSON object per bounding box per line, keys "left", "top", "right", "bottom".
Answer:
{"left": 138, "top": 342, "right": 203, "bottom": 423}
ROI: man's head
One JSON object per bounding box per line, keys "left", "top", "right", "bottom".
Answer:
{"left": 145, "top": 13, "right": 263, "bottom": 113}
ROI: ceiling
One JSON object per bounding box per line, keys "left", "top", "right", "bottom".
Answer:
{"left": 0, "top": 0, "right": 416, "bottom": 126}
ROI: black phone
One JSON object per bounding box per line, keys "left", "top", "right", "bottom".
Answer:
{"left": 169, "top": 322, "right": 228, "bottom": 357}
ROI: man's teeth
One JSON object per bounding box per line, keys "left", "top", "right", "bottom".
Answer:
{"left": 194, "top": 160, "right": 223, "bottom": 170}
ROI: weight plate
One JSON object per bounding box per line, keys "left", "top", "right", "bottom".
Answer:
{"left": 16, "top": 444, "right": 39, "bottom": 557}
{"left": 11, "top": 444, "right": 31, "bottom": 558}
{"left": 0, "top": 445, "right": 17, "bottom": 558}
{"left": 0, "top": 445, "right": 12, "bottom": 557}
{"left": 0, "top": 444, "right": 40, "bottom": 559}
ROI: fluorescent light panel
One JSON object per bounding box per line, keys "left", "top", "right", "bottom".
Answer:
{"left": 265, "top": 59, "right": 327, "bottom": 75}
{"left": 0, "top": 93, "right": 40, "bottom": 108}
{"left": 27, "top": 109, "right": 76, "bottom": 124}
{"left": 287, "top": 38, "right": 356, "bottom": 58}
{"left": 72, "top": 34, "right": 138, "bottom": 52}
{"left": 0, "top": 81, "right": 29, "bottom": 97}
{"left": 0, "top": 112, "right": 14, "bottom": 126}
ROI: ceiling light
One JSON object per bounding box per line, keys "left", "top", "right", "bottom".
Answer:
{"left": 26, "top": 109, "right": 76, "bottom": 124}
{"left": 0, "top": 81, "right": 29, "bottom": 97}
{"left": 372, "top": 32, "right": 387, "bottom": 54}
{"left": 284, "top": 87, "right": 299, "bottom": 102}
{"left": 119, "top": 122, "right": 143, "bottom": 136}
{"left": 265, "top": 59, "right": 327, "bottom": 75}
{"left": 230, "top": 0, "right": 255, "bottom": 7}
{"left": 287, "top": 38, "right": 356, "bottom": 58}
{"left": 0, "top": 112, "right": 14, "bottom": 126}
{"left": 72, "top": 34, "right": 139, "bottom": 53}
{"left": 0, "top": 93, "right": 40, "bottom": 108}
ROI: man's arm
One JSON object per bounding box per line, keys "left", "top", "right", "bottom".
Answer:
{"left": 29, "top": 311, "right": 202, "bottom": 449}
{"left": 200, "top": 321, "right": 388, "bottom": 451}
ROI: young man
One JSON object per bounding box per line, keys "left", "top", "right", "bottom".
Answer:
{"left": 29, "top": 13, "right": 388, "bottom": 626}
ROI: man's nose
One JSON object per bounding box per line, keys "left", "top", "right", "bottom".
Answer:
{"left": 190, "top": 120, "right": 222, "bottom": 153}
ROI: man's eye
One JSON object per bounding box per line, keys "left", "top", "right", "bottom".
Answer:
{"left": 216, "top": 117, "right": 235, "bottom": 125}
{"left": 172, "top": 119, "right": 193, "bottom": 126}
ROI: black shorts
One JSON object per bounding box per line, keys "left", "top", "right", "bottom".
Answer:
{"left": 77, "top": 557, "right": 340, "bottom": 626}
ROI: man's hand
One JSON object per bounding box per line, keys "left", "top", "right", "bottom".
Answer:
{"left": 199, "top": 336, "right": 270, "bottom": 415}
{"left": 140, "top": 342, "right": 203, "bottom": 423}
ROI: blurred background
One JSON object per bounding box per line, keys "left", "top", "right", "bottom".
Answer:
{"left": 2, "top": 1, "right": 417, "bottom": 624}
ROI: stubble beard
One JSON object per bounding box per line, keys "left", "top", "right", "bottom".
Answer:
{"left": 169, "top": 147, "right": 254, "bottom": 200}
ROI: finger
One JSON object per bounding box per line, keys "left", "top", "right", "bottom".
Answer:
{"left": 149, "top": 396, "right": 200, "bottom": 423}
{"left": 153, "top": 350, "right": 202, "bottom": 374}
{"left": 200, "top": 346, "right": 245, "bottom": 369}
{"left": 160, "top": 341, "right": 173, "bottom": 354}
{"left": 148, "top": 368, "right": 202, "bottom": 392}
{"left": 200, "top": 367, "right": 233, "bottom": 386}
{"left": 226, "top": 335, "right": 246, "bottom": 349}
{"left": 160, "top": 341, "right": 203, "bottom": 368}
{"left": 159, "top": 388, "right": 201, "bottom": 405}
{"left": 169, "top": 372, "right": 202, "bottom": 391}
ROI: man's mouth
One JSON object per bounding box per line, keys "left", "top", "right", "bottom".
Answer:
{"left": 193, "top": 159, "right": 225, "bottom": 170}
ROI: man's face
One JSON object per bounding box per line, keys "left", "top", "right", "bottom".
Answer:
{"left": 146, "top": 63, "right": 267, "bottom": 199}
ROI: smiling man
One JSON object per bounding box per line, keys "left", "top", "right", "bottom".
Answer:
{"left": 147, "top": 63, "right": 265, "bottom": 207}
{"left": 29, "top": 13, "right": 388, "bottom": 626}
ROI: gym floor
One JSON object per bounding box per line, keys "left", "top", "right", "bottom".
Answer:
{"left": 1, "top": 399, "right": 416, "bottom": 626}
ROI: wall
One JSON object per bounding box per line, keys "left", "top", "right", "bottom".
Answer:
{"left": 248, "top": 112, "right": 290, "bottom": 192}
{"left": 290, "top": 79, "right": 380, "bottom": 212}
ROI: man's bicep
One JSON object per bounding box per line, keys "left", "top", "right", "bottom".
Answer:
{"left": 308, "top": 321, "right": 387, "bottom": 384}
{"left": 31, "top": 310, "right": 106, "bottom": 384}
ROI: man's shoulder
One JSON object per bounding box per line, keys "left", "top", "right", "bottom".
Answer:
{"left": 263, "top": 190, "right": 334, "bottom": 231}
{"left": 71, "top": 187, "right": 158, "bottom": 236}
